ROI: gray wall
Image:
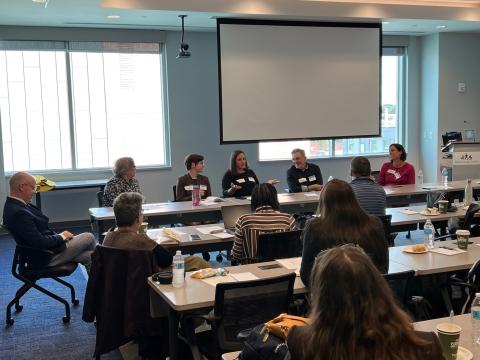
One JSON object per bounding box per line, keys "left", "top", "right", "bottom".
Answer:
{"left": 3, "top": 29, "right": 471, "bottom": 223}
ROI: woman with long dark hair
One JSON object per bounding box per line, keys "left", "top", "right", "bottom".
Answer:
{"left": 378, "top": 143, "right": 415, "bottom": 186}
{"left": 299, "top": 179, "right": 388, "bottom": 285}
{"left": 222, "top": 150, "right": 278, "bottom": 197}
{"left": 288, "top": 246, "right": 443, "bottom": 359}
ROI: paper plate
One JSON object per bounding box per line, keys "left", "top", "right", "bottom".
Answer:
{"left": 402, "top": 246, "right": 428, "bottom": 254}
{"left": 457, "top": 346, "right": 473, "bottom": 360}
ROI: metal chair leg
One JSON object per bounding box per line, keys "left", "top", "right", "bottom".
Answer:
{"left": 29, "top": 282, "right": 71, "bottom": 322}
{"left": 53, "top": 277, "right": 79, "bottom": 305}
{"left": 6, "top": 283, "right": 32, "bottom": 325}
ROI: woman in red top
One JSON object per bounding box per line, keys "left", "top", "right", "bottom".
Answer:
{"left": 378, "top": 143, "right": 415, "bottom": 186}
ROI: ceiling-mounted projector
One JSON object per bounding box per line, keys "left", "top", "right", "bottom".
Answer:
{"left": 177, "top": 15, "right": 191, "bottom": 59}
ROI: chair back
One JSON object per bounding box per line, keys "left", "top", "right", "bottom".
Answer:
{"left": 377, "top": 214, "right": 393, "bottom": 246}
{"left": 172, "top": 185, "right": 177, "bottom": 202}
{"left": 383, "top": 269, "right": 415, "bottom": 306}
{"left": 371, "top": 170, "right": 380, "bottom": 183}
{"left": 213, "top": 273, "right": 295, "bottom": 352}
{"left": 256, "top": 230, "right": 303, "bottom": 262}
{"left": 467, "top": 258, "right": 480, "bottom": 285}
{"left": 96, "top": 190, "right": 104, "bottom": 207}
{"left": 462, "top": 203, "right": 480, "bottom": 229}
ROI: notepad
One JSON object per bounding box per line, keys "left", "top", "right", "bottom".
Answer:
{"left": 196, "top": 226, "right": 224, "bottom": 235}
{"left": 276, "top": 257, "right": 301, "bottom": 270}
{"left": 201, "top": 275, "right": 237, "bottom": 287}
{"left": 230, "top": 272, "right": 258, "bottom": 281}
{"left": 400, "top": 209, "right": 419, "bottom": 215}
{"left": 429, "top": 247, "right": 466, "bottom": 256}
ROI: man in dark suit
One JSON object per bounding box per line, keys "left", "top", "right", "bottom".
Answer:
{"left": 3, "top": 172, "right": 96, "bottom": 272}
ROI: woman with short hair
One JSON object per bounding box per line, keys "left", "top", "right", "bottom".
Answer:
{"left": 231, "top": 183, "right": 295, "bottom": 263}
{"left": 378, "top": 143, "right": 416, "bottom": 186}
{"left": 288, "top": 246, "right": 443, "bottom": 359}
{"left": 176, "top": 153, "right": 212, "bottom": 202}
{"left": 299, "top": 179, "right": 388, "bottom": 285}
{"left": 103, "top": 157, "right": 141, "bottom": 207}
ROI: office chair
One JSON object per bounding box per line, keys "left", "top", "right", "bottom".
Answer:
{"left": 96, "top": 190, "right": 104, "bottom": 207}
{"left": 377, "top": 214, "right": 394, "bottom": 246}
{"left": 383, "top": 269, "right": 415, "bottom": 308}
{"left": 3, "top": 226, "right": 79, "bottom": 326}
{"left": 436, "top": 202, "right": 480, "bottom": 241}
{"left": 182, "top": 273, "right": 296, "bottom": 360}
{"left": 441, "top": 258, "right": 480, "bottom": 315}
{"left": 172, "top": 185, "right": 177, "bottom": 202}
{"left": 256, "top": 230, "right": 303, "bottom": 262}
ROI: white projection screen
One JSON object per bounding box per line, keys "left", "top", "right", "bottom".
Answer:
{"left": 217, "top": 19, "right": 381, "bottom": 143}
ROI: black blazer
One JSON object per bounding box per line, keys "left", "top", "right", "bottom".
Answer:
{"left": 3, "top": 197, "right": 65, "bottom": 254}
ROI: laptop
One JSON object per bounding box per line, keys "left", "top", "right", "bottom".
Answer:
{"left": 221, "top": 204, "right": 252, "bottom": 234}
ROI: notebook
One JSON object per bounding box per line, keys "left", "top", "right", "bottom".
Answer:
{"left": 221, "top": 204, "right": 252, "bottom": 234}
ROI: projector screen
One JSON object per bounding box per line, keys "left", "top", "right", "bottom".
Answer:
{"left": 217, "top": 19, "right": 381, "bottom": 144}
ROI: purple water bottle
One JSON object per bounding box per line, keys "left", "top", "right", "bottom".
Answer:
{"left": 192, "top": 183, "right": 201, "bottom": 206}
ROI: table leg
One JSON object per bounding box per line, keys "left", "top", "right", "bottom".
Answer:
{"left": 168, "top": 307, "right": 180, "bottom": 360}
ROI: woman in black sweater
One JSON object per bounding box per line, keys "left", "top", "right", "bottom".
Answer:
{"left": 299, "top": 179, "right": 388, "bottom": 285}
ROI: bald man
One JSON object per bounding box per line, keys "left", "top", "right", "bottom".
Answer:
{"left": 3, "top": 172, "right": 96, "bottom": 272}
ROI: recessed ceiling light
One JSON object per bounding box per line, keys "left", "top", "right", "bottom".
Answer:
{"left": 436, "top": 25, "right": 447, "bottom": 29}
{"left": 107, "top": 15, "right": 121, "bottom": 19}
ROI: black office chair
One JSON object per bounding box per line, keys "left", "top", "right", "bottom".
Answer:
{"left": 256, "top": 230, "right": 303, "bottom": 262}
{"left": 441, "top": 258, "right": 480, "bottom": 315}
{"left": 182, "top": 273, "right": 296, "bottom": 360}
{"left": 3, "top": 226, "right": 79, "bottom": 326}
{"left": 436, "top": 202, "right": 480, "bottom": 241}
{"left": 382, "top": 270, "right": 415, "bottom": 308}
{"left": 377, "top": 214, "right": 394, "bottom": 247}
{"left": 172, "top": 185, "right": 177, "bottom": 202}
{"left": 96, "top": 190, "right": 104, "bottom": 207}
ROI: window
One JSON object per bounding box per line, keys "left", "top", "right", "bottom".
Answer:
{"left": 258, "top": 48, "right": 405, "bottom": 161}
{"left": 0, "top": 41, "right": 168, "bottom": 173}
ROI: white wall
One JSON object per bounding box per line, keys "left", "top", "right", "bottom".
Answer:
{"left": 0, "top": 30, "right": 425, "bottom": 223}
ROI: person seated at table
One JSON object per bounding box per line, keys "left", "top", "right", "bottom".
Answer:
{"left": 299, "top": 179, "right": 388, "bottom": 285}
{"left": 287, "top": 148, "right": 323, "bottom": 193}
{"left": 103, "top": 192, "right": 209, "bottom": 271}
{"left": 3, "top": 172, "right": 96, "bottom": 272}
{"left": 176, "top": 154, "right": 212, "bottom": 202}
{"left": 103, "top": 157, "right": 141, "bottom": 207}
{"left": 378, "top": 143, "right": 415, "bottom": 186}
{"left": 231, "top": 183, "right": 296, "bottom": 263}
{"left": 350, "top": 156, "right": 386, "bottom": 216}
{"left": 288, "top": 246, "right": 443, "bottom": 359}
{"left": 222, "top": 150, "right": 279, "bottom": 198}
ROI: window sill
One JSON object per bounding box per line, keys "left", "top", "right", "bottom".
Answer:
{"left": 258, "top": 153, "right": 389, "bottom": 163}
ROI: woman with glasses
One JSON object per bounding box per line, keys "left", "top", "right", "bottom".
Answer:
{"left": 288, "top": 246, "right": 443, "bottom": 359}
{"left": 103, "top": 157, "right": 141, "bottom": 207}
{"left": 299, "top": 179, "right": 388, "bottom": 286}
{"left": 176, "top": 154, "right": 212, "bottom": 202}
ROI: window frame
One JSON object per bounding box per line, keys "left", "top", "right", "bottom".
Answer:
{"left": 257, "top": 46, "right": 406, "bottom": 162}
{"left": 0, "top": 40, "right": 171, "bottom": 176}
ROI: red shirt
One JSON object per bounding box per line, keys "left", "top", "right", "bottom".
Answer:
{"left": 378, "top": 162, "right": 415, "bottom": 186}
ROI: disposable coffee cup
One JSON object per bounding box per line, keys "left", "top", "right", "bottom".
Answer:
{"left": 455, "top": 230, "right": 470, "bottom": 250}
{"left": 438, "top": 200, "right": 449, "bottom": 214}
{"left": 139, "top": 222, "right": 148, "bottom": 234}
{"left": 436, "top": 323, "right": 461, "bottom": 360}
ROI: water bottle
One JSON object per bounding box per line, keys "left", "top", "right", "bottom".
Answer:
{"left": 417, "top": 169, "right": 423, "bottom": 185}
{"left": 465, "top": 179, "right": 473, "bottom": 207}
{"left": 327, "top": 176, "right": 333, "bottom": 182}
{"left": 441, "top": 168, "right": 449, "bottom": 188}
{"left": 472, "top": 293, "right": 480, "bottom": 345}
{"left": 191, "top": 183, "right": 201, "bottom": 207}
{"left": 423, "top": 219, "right": 435, "bottom": 249}
{"left": 172, "top": 250, "right": 185, "bottom": 288}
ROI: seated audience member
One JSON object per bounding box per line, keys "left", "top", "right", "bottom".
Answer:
{"left": 3, "top": 172, "right": 96, "bottom": 272}
{"left": 222, "top": 150, "right": 279, "bottom": 198}
{"left": 350, "top": 156, "right": 386, "bottom": 216}
{"left": 103, "top": 192, "right": 209, "bottom": 271}
{"left": 378, "top": 143, "right": 415, "bottom": 186}
{"left": 231, "top": 183, "right": 295, "bottom": 262}
{"left": 288, "top": 246, "right": 443, "bottom": 360}
{"left": 287, "top": 148, "right": 323, "bottom": 193}
{"left": 103, "top": 157, "right": 141, "bottom": 207}
{"left": 299, "top": 179, "right": 388, "bottom": 285}
{"left": 176, "top": 154, "right": 212, "bottom": 202}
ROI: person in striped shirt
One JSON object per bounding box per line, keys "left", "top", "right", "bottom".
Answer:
{"left": 231, "top": 183, "right": 296, "bottom": 263}
{"left": 350, "top": 156, "right": 386, "bottom": 216}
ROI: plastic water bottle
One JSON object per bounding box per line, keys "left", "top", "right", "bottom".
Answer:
{"left": 191, "top": 183, "right": 201, "bottom": 207}
{"left": 441, "top": 168, "right": 449, "bottom": 188}
{"left": 327, "top": 176, "right": 334, "bottom": 182}
{"left": 417, "top": 169, "right": 423, "bottom": 185}
{"left": 423, "top": 219, "right": 435, "bottom": 249}
{"left": 465, "top": 179, "right": 473, "bottom": 207}
{"left": 472, "top": 293, "right": 480, "bottom": 345}
{"left": 172, "top": 250, "right": 185, "bottom": 288}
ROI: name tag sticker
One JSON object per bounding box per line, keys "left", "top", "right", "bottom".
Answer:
{"left": 298, "top": 178, "right": 307, "bottom": 183}
{"left": 237, "top": 178, "right": 246, "bottom": 183}
{"left": 184, "top": 185, "right": 193, "bottom": 191}
{"left": 248, "top": 177, "right": 255, "bottom": 182}
{"left": 308, "top": 175, "right": 316, "bottom": 182}
{"left": 200, "top": 185, "right": 207, "bottom": 191}
{"left": 387, "top": 169, "right": 396, "bottom": 175}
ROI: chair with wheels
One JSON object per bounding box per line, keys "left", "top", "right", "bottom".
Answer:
{"left": 3, "top": 226, "right": 79, "bottom": 326}
{"left": 436, "top": 202, "right": 480, "bottom": 241}
{"left": 182, "top": 273, "right": 296, "bottom": 360}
